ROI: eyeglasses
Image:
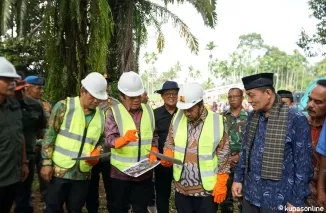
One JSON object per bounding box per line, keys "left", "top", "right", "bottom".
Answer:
{"left": 228, "top": 95, "right": 242, "bottom": 100}
{"left": 163, "top": 92, "right": 178, "bottom": 97}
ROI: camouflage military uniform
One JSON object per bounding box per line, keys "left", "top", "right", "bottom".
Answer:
{"left": 220, "top": 108, "right": 247, "bottom": 213}
{"left": 35, "top": 99, "right": 52, "bottom": 201}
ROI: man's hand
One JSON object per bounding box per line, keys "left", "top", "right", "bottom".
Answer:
{"left": 41, "top": 165, "right": 53, "bottom": 182}
{"left": 317, "top": 190, "right": 326, "bottom": 208}
{"left": 230, "top": 154, "right": 239, "bottom": 168}
{"left": 21, "top": 164, "right": 29, "bottom": 182}
{"left": 231, "top": 182, "right": 243, "bottom": 198}
{"left": 85, "top": 148, "right": 101, "bottom": 166}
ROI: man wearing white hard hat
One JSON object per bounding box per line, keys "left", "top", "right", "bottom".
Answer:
{"left": 161, "top": 82, "right": 231, "bottom": 213}
{"left": 0, "top": 57, "right": 29, "bottom": 213}
{"left": 40, "top": 72, "right": 108, "bottom": 213}
{"left": 105, "top": 71, "right": 159, "bottom": 213}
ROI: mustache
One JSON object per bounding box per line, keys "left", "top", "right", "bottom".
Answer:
{"left": 307, "top": 107, "right": 315, "bottom": 113}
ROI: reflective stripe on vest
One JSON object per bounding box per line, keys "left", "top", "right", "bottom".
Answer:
{"left": 52, "top": 97, "right": 105, "bottom": 173}
{"left": 111, "top": 103, "right": 154, "bottom": 171}
{"left": 172, "top": 110, "right": 223, "bottom": 191}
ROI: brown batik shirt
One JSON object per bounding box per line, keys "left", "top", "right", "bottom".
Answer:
{"left": 165, "top": 108, "right": 230, "bottom": 196}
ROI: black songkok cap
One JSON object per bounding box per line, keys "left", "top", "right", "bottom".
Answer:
{"left": 241, "top": 73, "right": 274, "bottom": 90}
{"left": 277, "top": 90, "right": 293, "bottom": 99}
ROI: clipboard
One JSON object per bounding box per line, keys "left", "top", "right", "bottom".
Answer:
{"left": 147, "top": 149, "right": 183, "bottom": 165}
{"left": 71, "top": 152, "right": 111, "bottom": 160}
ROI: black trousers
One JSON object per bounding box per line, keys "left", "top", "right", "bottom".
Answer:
{"left": 148, "top": 179, "right": 156, "bottom": 206}
{"left": 44, "top": 177, "right": 90, "bottom": 213}
{"left": 85, "top": 160, "right": 112, "bottom": 213}
{"left": 0, "top": 182, "right": 18, "bottom": 213}
{"left": 109, "top": 177, "right": 152, "bottom": 213}
{"left": 154, "top": 165, "right": 173, "bottom": 213}
{"left": 15, "top": 158, "right": 35, "bottom": 213}
{"left": 242, "top": 199, "right": 285, "bottom": 213}
{"left": 175, "top": 192, "right": 218, "bottom": 213}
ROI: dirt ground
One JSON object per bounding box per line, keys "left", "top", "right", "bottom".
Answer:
{"left": 12, "top": 173, "right": 238, "bottom": 213}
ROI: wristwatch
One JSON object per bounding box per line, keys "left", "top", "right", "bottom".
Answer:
{"left": 22, "top": 160, "right": 29, "bottom": 165}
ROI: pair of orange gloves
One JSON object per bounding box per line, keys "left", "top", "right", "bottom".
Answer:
{"left": 86, "top": 129, "right": 159, "bottom": 165}
{"left": 114, "top": 129, "right": 158, "bottom": 163}
{"left": 160, "top": 148, "right": 229, "bottom": 203}
{"left": 85, "top": 129, "right": 139, "bottom": 166}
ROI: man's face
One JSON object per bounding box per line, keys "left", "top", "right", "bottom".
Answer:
{"left": 184, "top": 104, "right": 203, "bottom": 122}
{"left": 0, "top": 77, "right": 16, "bottom": 97}
{"left": 161, "top": 89, "right": 178, "bottom": 107}
{"left": 228, "top": 89, "right": 243, "bottom": 109}
{"left": 121, "top": 95, "right": 141, "bottom": 111}
{"left": 281, "top": 98, "right": 293, "bottom": 106}
{"left": 80, "top": 90, "right": 100, "bottom": 110}
{"left": 246, "top": 88, "right": 272, "bottom": 111}
{"left": 27, "top": 84, "right": 43, "bottom": 99}
{"left": 141, "top": 92, "right": 148, "bottom": 104}
{"left": 307, "top": 85, "right": 326, "bottom": 118}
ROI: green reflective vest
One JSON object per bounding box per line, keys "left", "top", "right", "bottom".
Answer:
{"left": 172, "top": 110, "right": 224, "bottom": 191}
{"left": 52, "top": 97, "right": 105, "bottom": 173}
{"left": 111, "top": 103, "right": 155, "bottom": 172}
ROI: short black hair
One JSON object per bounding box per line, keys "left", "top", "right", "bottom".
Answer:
{"left": 317, "top": 79, "right": 326, "bottom": 87}
{"left": 258, "top": 86, "right": 275, "bottom": 93}
{"left": 229, "top": 88, "right": 243, "bottom": 96}
{"left": 196, "top": 100, "right": 204, "bottom": 107}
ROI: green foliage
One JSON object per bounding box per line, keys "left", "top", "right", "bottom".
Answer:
{"left": 0, "top": 35, "right": 45, "bottom": 75}
{"left": 44, "top": 0, "right": 113, "bottom": 102}
{"left": 297, "top": 0, "right": 326, "bottom": 56}
{"left": 211, "top": 33, "right": 312, "bottom": 91}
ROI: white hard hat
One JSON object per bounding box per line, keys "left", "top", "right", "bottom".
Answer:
{"left": 118, "top": 71, "right": 144, "bottom": 97}
{"left": 177, "top": 82, "right": 204, "bottom": 110}
{"left": 81, "top": 72, "right": 108, "bottom": 100}
{"left": 0, "top": 57, "right": 21, "bottom": 79}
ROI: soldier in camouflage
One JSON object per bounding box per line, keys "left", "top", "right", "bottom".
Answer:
{"left": 220, "top": 88, "right": 248, "bottom": 213}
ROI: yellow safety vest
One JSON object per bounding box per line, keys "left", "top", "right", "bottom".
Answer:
{"left": 172, "top": 110, "right": 224, "bottom": 191}
{"left": 111, "top": 103, "right": 155, "bottom": 172}
{"left": 52, "top": 97, "right": 105, "bottom": 173}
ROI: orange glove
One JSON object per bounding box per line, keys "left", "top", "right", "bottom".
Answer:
{"left": 85, "top": 148, "right": 100, "bottom": 166}
{"left": 161, "top": 149, "right": 174, "bottom": 167}
{"left": 149, "top": 147, "right": 159, "bottom": 164}
{"left": 212, "top": 173, "right": 229, "bottom": 203}
{"left": 115, "top": 129, "right": 138, "bottom": 149}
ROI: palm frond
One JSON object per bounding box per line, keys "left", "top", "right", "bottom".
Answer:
{"left": 16, "top": 0, "right": 27, "bottom": 37}
{"left": 186, "top": 0, "right": 217, "bottom": 28}
{"left": 0, "top": 0, "right": 11, "bottom": 35}
{"left": 142, "top": 0, "right": 199, "bottom": 54}
{"left": 162, "top": 0, "right": 217, "bottom": 28}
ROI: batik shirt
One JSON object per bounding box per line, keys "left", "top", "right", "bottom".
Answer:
{"left": 234, "top": 108, "right": 312, "bottom": 210}
{"left": 41, "top": 100, "right": 105, "bottom": 180}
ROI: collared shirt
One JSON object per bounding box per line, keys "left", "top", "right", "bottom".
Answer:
{"left": 165, "top": 108, "right": 230, "bottom": 196}
{"left": 154, "top": 105, "right": 177, "bottom": 153}
{"left": 105, "top": 106, "right": 158, "bottom": 182}
{"left": 19, "top": 97, "right": 47, "bottom": 158}
{"left": 234, "top": 108, "right": 312, "bottom": 210}
{"left": 223, "top": 108, "right": 248, "bottom": 153}
{"left": 307, "top": 117, "right": 324, "bottom": 208}
{"left": 41, "top": 99, "right": 105, "bottom": 180}
{"left": 0, "top": 98, "right": 23, "bottom": 187}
